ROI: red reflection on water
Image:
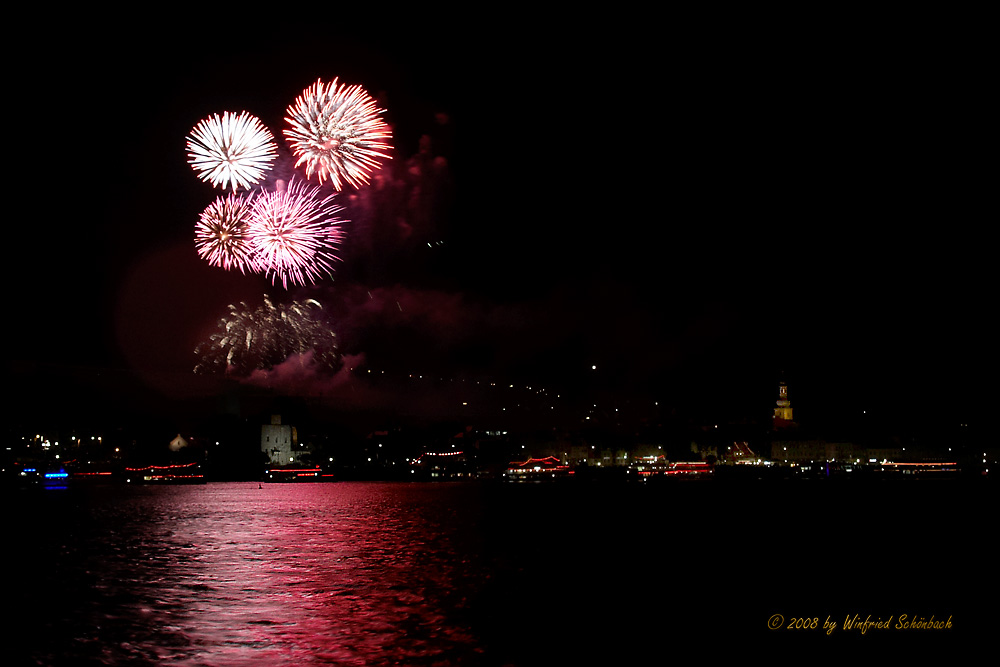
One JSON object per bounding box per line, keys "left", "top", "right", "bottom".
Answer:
{"left": 123, "top": 483, "right": 485, "bottom": 666}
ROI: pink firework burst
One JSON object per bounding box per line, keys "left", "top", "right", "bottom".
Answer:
{"left": 284, "top": 78, "right": 393, "bottom": 190}
{"left": 194, "top": 192, "right": 260, "bottom": 274}
{"left": 187, "top": 111, "right": 278, "bottom": 191}
{"left": 247, "top": 179, "right": 346, "bottom": 288}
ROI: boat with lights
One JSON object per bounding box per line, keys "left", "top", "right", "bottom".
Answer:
{"left": 125, "top": 462, "right": 207, "bottom": 484}
{"left": 638, "top": 461, "right": 714, "bottom": 481}
{"left": 504, "top": 456, "right": 573, "bottom": 482}
{"left": 263, "top": 465, "right": 336, "bottom": 482}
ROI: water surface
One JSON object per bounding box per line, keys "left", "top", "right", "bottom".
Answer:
{"left": 7, "top": 479, "right": 990, "bottom": 664}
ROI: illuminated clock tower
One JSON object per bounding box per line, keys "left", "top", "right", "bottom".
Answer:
{"left": 773, "top": 381, "right": 794, "bottom": 427}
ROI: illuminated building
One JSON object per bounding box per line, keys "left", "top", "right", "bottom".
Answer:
{"left": 766, "top": 379, "right": 908, "bottom": 467}
{"left": 725, "top": 440, "right": 756, "bottom": 464}
{"left": 773, "top": 380, "right": 795, "bottom": 429}
{"left": 769, "top": 439, "right": 863, "bottom": 465}
{"left": 261, "top": 414, "right": 298, "bottom": 466}
{"left": 631, "top": 454, "right": 669, "bottom": 476}
{"left": 410, "top": 450, "right": 469, "bottom": 479}
{"left": 259, "top": 416, "right": 332, "bottom": 481}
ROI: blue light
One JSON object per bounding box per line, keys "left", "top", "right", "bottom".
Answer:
{"left": 44, "top": 471, "right": 68, "bottom": 479}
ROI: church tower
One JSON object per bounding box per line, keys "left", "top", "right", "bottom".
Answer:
{"left": 773, "top": 380, "right": 794, "bottom": 428}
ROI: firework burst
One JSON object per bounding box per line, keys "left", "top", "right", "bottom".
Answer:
{"left": 194, "top": 192, "right": 259, "bottom": 273}
{"left": 247, "top": 178, "right": 346, "bottom": 288}
{"left": 194, "top": 295, "right": 341, "bottom": 375}
{"left": 284, "top": 78, "right": 393, "bottom": 190}
{"left": 187, "top": 111, "right": 278, "bottom": 191}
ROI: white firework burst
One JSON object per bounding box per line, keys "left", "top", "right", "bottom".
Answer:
{"left": 284, "top": 78, "right": 393, "bottom": 190}
{"left": 187, "top": 111, "right": 278, "bottom": 191}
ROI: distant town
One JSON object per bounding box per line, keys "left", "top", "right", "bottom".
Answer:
{"left": 5, "top": 382, "right": 994, "bottom": 486}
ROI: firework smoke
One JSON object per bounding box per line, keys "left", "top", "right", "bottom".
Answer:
{"left": 187, "top": 111, "right": 278, "bottom": 191}
{"left": 284, "top": 78, "right": 393, "bottom": 190}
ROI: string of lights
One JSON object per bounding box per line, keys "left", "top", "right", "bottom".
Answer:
{"left": 343, "top": 361, "right": 663, "bottom": 427}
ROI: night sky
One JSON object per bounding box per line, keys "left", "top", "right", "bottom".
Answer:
{"left": 8, "top": 11, "right": 990, "bottom": 439}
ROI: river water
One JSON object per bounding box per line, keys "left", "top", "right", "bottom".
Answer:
{"left": 6, "top": 478, "right": 992, "bottom": 665}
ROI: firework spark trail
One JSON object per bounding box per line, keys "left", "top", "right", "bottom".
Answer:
{"left": 194, "top": 192, "right": 260, "bottom": 273}
{"left": 194, "top": 295, "right": 340, "bottom": 375}
{"left": 284, "top": 78, "right": 393, "bottom": 191}
{"left": 187, "top": 111, "right": 278, "bottom": 191}
{"left": 247, "top": 178, "right": 346, "bottom": 288}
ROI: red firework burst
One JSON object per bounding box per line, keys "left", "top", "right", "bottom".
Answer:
{"left": 284, "top": 78, "right": 393, "bottom": 190}
{"left": 194, "top": 192, "right": 260, "bottom": 273}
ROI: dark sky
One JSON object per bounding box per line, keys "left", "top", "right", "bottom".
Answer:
{"left": 7, "top": 11, "right": 991, "bottom": 438}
